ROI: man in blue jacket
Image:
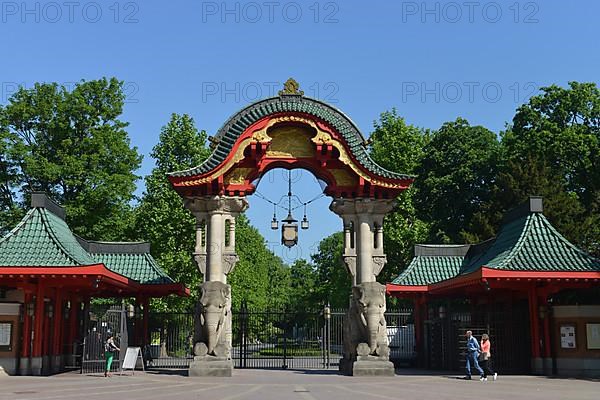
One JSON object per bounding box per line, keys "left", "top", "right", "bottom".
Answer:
{"left": 465, "top": 330, "right": 484, "bottom": 380}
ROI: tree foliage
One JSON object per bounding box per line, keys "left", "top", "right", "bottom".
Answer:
{"left": 0, "top": 78, "right": 142, "bottom": 239}
{"left": 501, "top": 82, "right": 600, "bottom": 255}
{"left": 368, "top": 110, "right": 431, "bottom": 284}
{"left": 133, "top": 113, "right": 211, "bottom": 311}
{"left": 413, "top": 118, "right": 501, "bottom": 243}
{"left": 310, "top": 232, "right": 351, "bottom": 309}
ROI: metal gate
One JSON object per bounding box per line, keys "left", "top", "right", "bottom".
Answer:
{"left": 425, "top": 301, "right": 531, "bottom": 373}
{"left": 233, "top": 303, "right": 336, "bottom": 369}
{"left": 144, "top": 305, "right": 415, "bottom": 370}
{"left": 81, "top": 305, "right": 128, "bottom": 374}
{"left": 145, "top": 312, "right": 195, "bottom": 368}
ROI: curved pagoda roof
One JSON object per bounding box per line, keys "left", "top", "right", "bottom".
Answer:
{"left": 168, "top": 80, "right": 412, "bottom": 182}
{"left": 388, "top": 197, "right": 600, "bottom": 292}
{"left": 0, "top": 193, "right": 183, "bottom": 293}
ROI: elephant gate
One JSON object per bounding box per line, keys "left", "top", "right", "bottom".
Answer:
{"left": 167, "top": 79, "right": 413, "bottom": 376}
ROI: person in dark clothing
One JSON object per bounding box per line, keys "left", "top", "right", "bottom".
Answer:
{"left": 480, "top": 333, "right": 498, "bottom": 381}
{"left": 104, "top": 334, "right": 120, "bottom": 377}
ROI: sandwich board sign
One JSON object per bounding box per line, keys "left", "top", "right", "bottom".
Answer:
{"left": 121, "top": 347, "right": 144, "bottom": 375}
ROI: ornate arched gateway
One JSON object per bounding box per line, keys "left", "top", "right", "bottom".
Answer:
{"left": 168, "top": 79, "right": 413, "bottom": 376}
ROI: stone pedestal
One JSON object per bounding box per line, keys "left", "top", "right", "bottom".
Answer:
{"left": 351, "top": 360, "right": 395, "bottom": 376}
{"left": 188, "top": 356, "right": 233, "bottom": 377}
{"left": 341, "top": 355, "right": 395, "bottom": 376}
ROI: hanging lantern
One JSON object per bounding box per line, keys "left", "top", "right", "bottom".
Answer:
{"left": 301, "top": 204, "right": 309, "bottom": 230}
{"left": 301, "top": 215, "right": 309, "bottom": 230}
{"left": 281, "top": 212, "right": 298, "bottom": 248}
{"left": 271, "top": 204, "right": 278, "bottom": 230}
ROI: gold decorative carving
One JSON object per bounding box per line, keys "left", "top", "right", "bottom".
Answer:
{"left": 311, "top": 130, "right": 334, "bottom": 145}
{"left": 330, "top": 168, "right": 358, "bottom": 187}
{"left": 178, "top": 114, "right": 406, "bottom": 190}
{"left": 279, "top": 78, "right": 304, "bottom": 96}
{"left": 225, "top": 168, "right": 252, "bottom": 185}
{"left": 266, "top": 125, "right": 315, "bottom": 158}
{"left": 251, "top": 129, "right": 272, "bottom": 143}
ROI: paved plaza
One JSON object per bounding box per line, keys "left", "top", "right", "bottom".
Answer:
{"left": 0, "top": 369, "right": 598, "bottom": 400}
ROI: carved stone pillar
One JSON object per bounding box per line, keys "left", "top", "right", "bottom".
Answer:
{"left": 184, "top": 195, "right": 248, "bottom": 377}
{"left": 330, "top": 197, "right": 396, "bottom": 376}
{"left": 186, "top": 195, "right": 248, "bottom": 283}
{"left": 330, "top": 198, "right": 395, "bottom": 284}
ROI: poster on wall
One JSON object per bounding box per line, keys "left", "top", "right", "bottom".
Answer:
{"left": 560, "top": 325, "right": 576, "bottom": 349}
{"left": 0, "top": 322, "right": 12, "bottom": 346}
{"left": 586, "top": 324, "right": 600, "bottom": 349}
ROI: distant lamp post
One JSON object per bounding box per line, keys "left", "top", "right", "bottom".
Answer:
{"left": 47, "top": 303, "right": 54, "bottom": 319}
{"left": 128, "top": 304, "right": 135, "bottom": 318}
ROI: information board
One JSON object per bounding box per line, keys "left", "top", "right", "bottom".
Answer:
{"left": 560, "top": 325, "right": 576, "bottom": 349}
{"left": 121, "top": 347, "right": 144, "bottom": 374}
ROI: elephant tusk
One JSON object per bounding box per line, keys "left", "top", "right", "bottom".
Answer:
{"left": 360, "top": 312, "right": 367, "bottom": 327}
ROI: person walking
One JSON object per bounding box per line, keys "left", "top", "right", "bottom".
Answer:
{"left": 104, "top": 334, "right": 120, "bottom": 377}
{"left": 464, "top": 330, "right": 484, "bottom": 380}
{"left": 480, "top": 333, "right": 498, "bottom": 381}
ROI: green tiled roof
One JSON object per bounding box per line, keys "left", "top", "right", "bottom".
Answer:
{"left": 390, "top": 198, "right": 600, "bottom": 287}
{"left": 391, "top": 255, "right": 463, "bottom": 286}
{"left": 0, "top": 195, "right": 176, "bottom": 286}
{"left": 0, "top": 208, "right": 97, "bottom": 267}
{"left": 168, "top": 95, "right": 412, "bottom": 181}
{"left": 460, "top": 212, "right": 600, "bottom": 274}
{"left": 92, "top": 252, "right": 173, "bottom": 285}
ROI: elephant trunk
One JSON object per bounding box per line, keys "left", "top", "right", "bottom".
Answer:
{"left": 367, "top": 311, "right": 382, "bottom": 353}
{"left": 203, "top": 309, "right": 223, "bottom": 354}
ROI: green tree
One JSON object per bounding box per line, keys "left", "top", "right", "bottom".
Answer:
{"left": 414, "top": 118, "right": 501, "bottom": 243}
{"left": 501, "top": 82, "right": 600, "bottom": 255}
{"left": 311, "top": 232, "right": 351, "bottom": 309}
{"left": 369, "top": 108, "right": 430, "bottom": 173}
{"left": 368, "top": 110, "right": 430, "bottom": 281}
{"left": 134, "top": 113, "right": 211, "bottom": 311}
{"left": 229, "top": 214, "right": 290, "bottom": 309}
{"left": 288, "top": 259, "right": 319, "bottom": 311}
{"left": 0, "top": 78, "right": 142, "bottom": 239}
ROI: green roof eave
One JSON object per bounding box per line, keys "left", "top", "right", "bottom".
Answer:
{"left": 168, "top": 95, "right": 413, "bottom": 181}
{"left": 391, "top": 255, "right": 463, "bottom": 286}
{"left": 0, "top": 208, "right": 97, "bottom": 267}
{"left": 91, "top": 252, "right": 175, "bottom": 285}
{"left": 459, "top": 213, "right": 600, "bottom": 274}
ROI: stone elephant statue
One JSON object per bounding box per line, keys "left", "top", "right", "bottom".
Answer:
{"left": 342, "top": 282, "right": 389, "bottom": 363}
{"left": 195, "top": 281, "right": 232, "bottom": 357}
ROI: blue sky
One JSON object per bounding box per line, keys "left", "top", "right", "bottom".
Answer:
{"left": 2, "top": 0, "right": 599, "bottom": 263}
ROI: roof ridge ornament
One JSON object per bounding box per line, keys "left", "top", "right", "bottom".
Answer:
{"left": 279, "top": 78, "right": 304, "bottom": 96}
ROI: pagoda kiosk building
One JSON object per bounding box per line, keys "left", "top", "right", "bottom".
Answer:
{"left": 0, "top": 193, "right": 188, "bottom": 375}
{"left": 387, "top": 197, "right": 600, "bottom": 377}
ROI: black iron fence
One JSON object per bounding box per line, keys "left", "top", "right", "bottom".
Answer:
{"left": 145, "top": 312, "right": 195, "bottom": 368}
{"left": 143, "top": 305, "right": 415, "bottom": 370}
{"left": 425, "top": 301, "right": 531, "bottom": 373}
{"left": 81, "top": 305, "right": 127, "bottom": 374}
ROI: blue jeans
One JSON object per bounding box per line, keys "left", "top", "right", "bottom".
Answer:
{"left": 466, "top": 351, "right": 483, "bottom": 377}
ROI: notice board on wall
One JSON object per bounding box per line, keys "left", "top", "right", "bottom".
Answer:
{"left": 586, "top": 324, "right": 600, "bottom": 349}
{"left": 560, "top": 325, "right": 576, "bottom": 349}
{"left": 0, "top": 322, "right": 12, "bottom": 348}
